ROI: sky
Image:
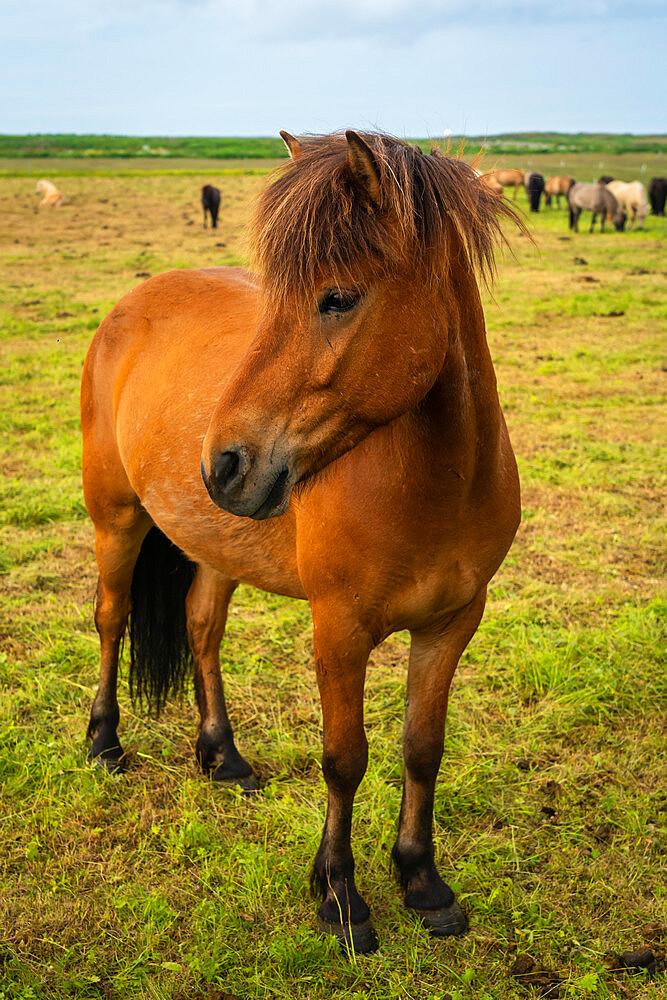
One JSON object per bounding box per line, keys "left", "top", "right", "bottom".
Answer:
{"left": 1, "top": 0, "right": 665, "bottom": 137}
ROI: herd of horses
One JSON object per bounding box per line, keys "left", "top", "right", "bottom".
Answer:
{"left": 36, "top": 166, "right": 667, "bottom": 238}
{"left": 480, "top": 167, "right": 666, "bottom": 233}
{"left": 29, "top": 131, "right": 664, "bottom": 954}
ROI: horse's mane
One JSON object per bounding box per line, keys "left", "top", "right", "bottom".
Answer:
{"left": 249, "top": 131, "right": 524, "bottom": 311}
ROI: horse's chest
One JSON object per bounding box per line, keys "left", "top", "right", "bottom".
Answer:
{"left": 297, "top": 460, "right": 500, "bottom": 634}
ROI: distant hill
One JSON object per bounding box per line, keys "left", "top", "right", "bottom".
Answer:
{"left": 0, "top": 132, "right": 665, "bottom": 159}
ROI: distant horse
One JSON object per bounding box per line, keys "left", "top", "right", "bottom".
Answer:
{"left": 201, "top": 184, "right": 221, "bottom": 228}
{"left": 484, "top": 168, "right": 524, "bottom": 199}
{"left": 648, "top": 177, "right": 666, "bottom": 216}
{"left": 606, "top": 180, "right": 648, "bottom": 230}
{"left": 82, "top": 130, "right": 524, "bottom": 953}
{"left": 479, "top": 172, "right": 504, "bottom": 196}
{"left": 544, "top": 176, "right": 575, "bottom": 209}
{"left": 524, "top": 171, "right": 545, "bottom": 212}
{"left": 36, "top": 179, "right": 65, "bottom": 207}
{"left": 568, "top": 182, "right": 626, "bottom": 233}
{"left": 598, "top": 175, "right": 614, "bottom": 185}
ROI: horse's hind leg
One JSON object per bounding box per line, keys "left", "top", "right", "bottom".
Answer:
{"left": 186, "top": 564, "right": 257, "bottom": 789}
{"left": 391, "top": 590, "right": 486, "bottom": 938}
{"left": 88, "top": 506, "right": 151, "bottom": 771}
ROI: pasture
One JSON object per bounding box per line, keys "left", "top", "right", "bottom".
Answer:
{"left": 0, "top": 155, "right": 665, "bottom": 1000}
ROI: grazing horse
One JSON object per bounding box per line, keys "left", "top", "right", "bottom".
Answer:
{"left": 606, "top": 180, "right": 648, "bottom": 230}
{"left": 524, "top": 171, "right": 545, "bottom": 212}
{"left": 484, "top": 168, "right": 524, "bottom": 199}
{"left": 479, "top": 172, "right": 504, "bottom": 196}
{"left": 36, "top": 179, "right": 65, "bottom": 207}
{"left": 598, "top": 175, "right": 614, "bottom": 185}
{"left": 648, "top": 177, "right": 666, "bottom": 216}
{"left": 201, "top": 184, "right": 221, "bottom": 228}
{"left": 544, "top": 176, "right": 574, "bottom": 209}
{"left": 82, "top": 130, "right": 523, "bottom": 953}
{"left": 568, "top": 182, "right": 626, "bottom": 233}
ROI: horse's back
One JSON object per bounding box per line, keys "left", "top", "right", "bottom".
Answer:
{"left": 608, "top": 180, "right": 646, "bottom": 206}
{"left": 570, "top": 182, "right": 606, "bottom": 211}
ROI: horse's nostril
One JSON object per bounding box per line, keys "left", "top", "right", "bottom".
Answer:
{"left": 213, "top": 450, "right": 241, "bottom": 491}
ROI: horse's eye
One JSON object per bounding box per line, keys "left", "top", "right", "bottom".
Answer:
{"left": 318, "top": 289, "right": 361, "bottom": 316}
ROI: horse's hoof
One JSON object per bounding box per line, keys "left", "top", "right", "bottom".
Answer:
{"left": 412, "top": 900, "right": 468, "bottom": 938}
{"left": 317, "top": 916, "right": 379, "bottom": 955}
{"left": 211, "top": 768, "right": 260, "bottom": 793}
{"left": 89, "top": 752, "right": 126, "bottom": 775}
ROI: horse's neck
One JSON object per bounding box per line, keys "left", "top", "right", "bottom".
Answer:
{"left": 411, "top": 271, "right": 503, "bottom": 474}
{"left": 434, "top": 271, "right": 499, "bottom": 420}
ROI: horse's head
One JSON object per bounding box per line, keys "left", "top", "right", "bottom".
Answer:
{"left": 613, "top": 209, "right": 627, "bottom": 232}
{"left": 201, "top": 131, "right": 516, "bottom": 519}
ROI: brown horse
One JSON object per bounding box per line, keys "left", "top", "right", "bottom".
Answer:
{"left": 81, "top": 130, "right": 522, "bottom": 953}
{"left": 484, "top": 168, "right": 524, "bottom": 199}
{"left": 479, "top": 171, "right": 504, "bottom": 196}
{"left": 544, "top": 176, "right": 575, "bottom": 208}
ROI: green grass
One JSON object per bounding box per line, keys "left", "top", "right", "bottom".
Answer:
{"left": 1, "top": 132, "right": 665, "bottom": 160}
{"left": 0, "top": 164, "right": 665, "bottom": 999}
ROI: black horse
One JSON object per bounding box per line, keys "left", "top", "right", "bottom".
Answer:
{"left": 649, "top": 177, "right": 667, "bottom": 216}
{"left": 525, "top": 172, "right": 545, "bottom": 212}
{"left": 201, "top": 184, "right": 221, "bottom": 228}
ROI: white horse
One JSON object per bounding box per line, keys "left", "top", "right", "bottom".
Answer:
{"left": 36, "top": 179, "right": 66, "bottom": 208}
{"left": 605, "top": 180, "right": 647, "bottom": 230}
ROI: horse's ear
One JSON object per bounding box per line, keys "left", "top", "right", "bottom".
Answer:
{"left": 345, "top": 130, "right": 381, "bottom": 206}
{"left": 280, "top": 131, "right": 303, "bottom": 160}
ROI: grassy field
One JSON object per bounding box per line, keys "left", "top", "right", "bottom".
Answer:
{"left": 2, "top": 143, "right": 665, "bottom": 185}
{"left": 1, "top": 132, "right": 666, "bottom": 160}
{"left": 0, "top": 156, "right": 665, "bottom": 1000}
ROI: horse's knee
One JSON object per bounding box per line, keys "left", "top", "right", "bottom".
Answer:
{"left": 403, "top": 733, "right": 443, "bottom": 785}
{"left": 322, "top": 737, "right": 368, "bottom": 794}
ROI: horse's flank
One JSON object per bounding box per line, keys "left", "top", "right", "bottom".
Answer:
{"left": 544, "top": 176, "right": 574, "bottom": 207}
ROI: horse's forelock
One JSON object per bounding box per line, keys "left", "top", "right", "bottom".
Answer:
{"left": 249, "top": 131, "right": 524, "bottom": 312}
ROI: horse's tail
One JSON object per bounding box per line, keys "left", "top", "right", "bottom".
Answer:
{"left": 129, "top": 526, "right": 196, "bottom": 715}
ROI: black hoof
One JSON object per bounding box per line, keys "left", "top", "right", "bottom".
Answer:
{"left": 411, "top": 900, "right": 468, "bottom": 938}
{"left": 89, "top": 751, "right": 126, "bottom": 775}
{"left": 317, "top": 916, "right": 379, "bottom": 955}
{"left": 210, "top": 767, "right": 260, "bottom": 793}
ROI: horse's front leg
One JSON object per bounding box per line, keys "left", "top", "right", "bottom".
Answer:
{"left": 392, "top": 590, "right": 486, "bottom": 938}
{"left": 310, "top": 605, "right": 377, "bottom": 953}
{"left": 186, "top": 565, "right": 257, "bottom": 789}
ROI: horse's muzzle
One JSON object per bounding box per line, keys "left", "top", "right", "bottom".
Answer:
{"left": 201, "top": 446, "right": 292, "bottom": 520}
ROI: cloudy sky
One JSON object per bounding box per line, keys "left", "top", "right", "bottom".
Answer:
{"left": 1, "top": 0, "right": 665, "bottom": 136}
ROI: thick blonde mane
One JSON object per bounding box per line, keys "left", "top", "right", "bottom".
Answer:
{"left": 249, "top": 131, "right": 523, "bottom": 309}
